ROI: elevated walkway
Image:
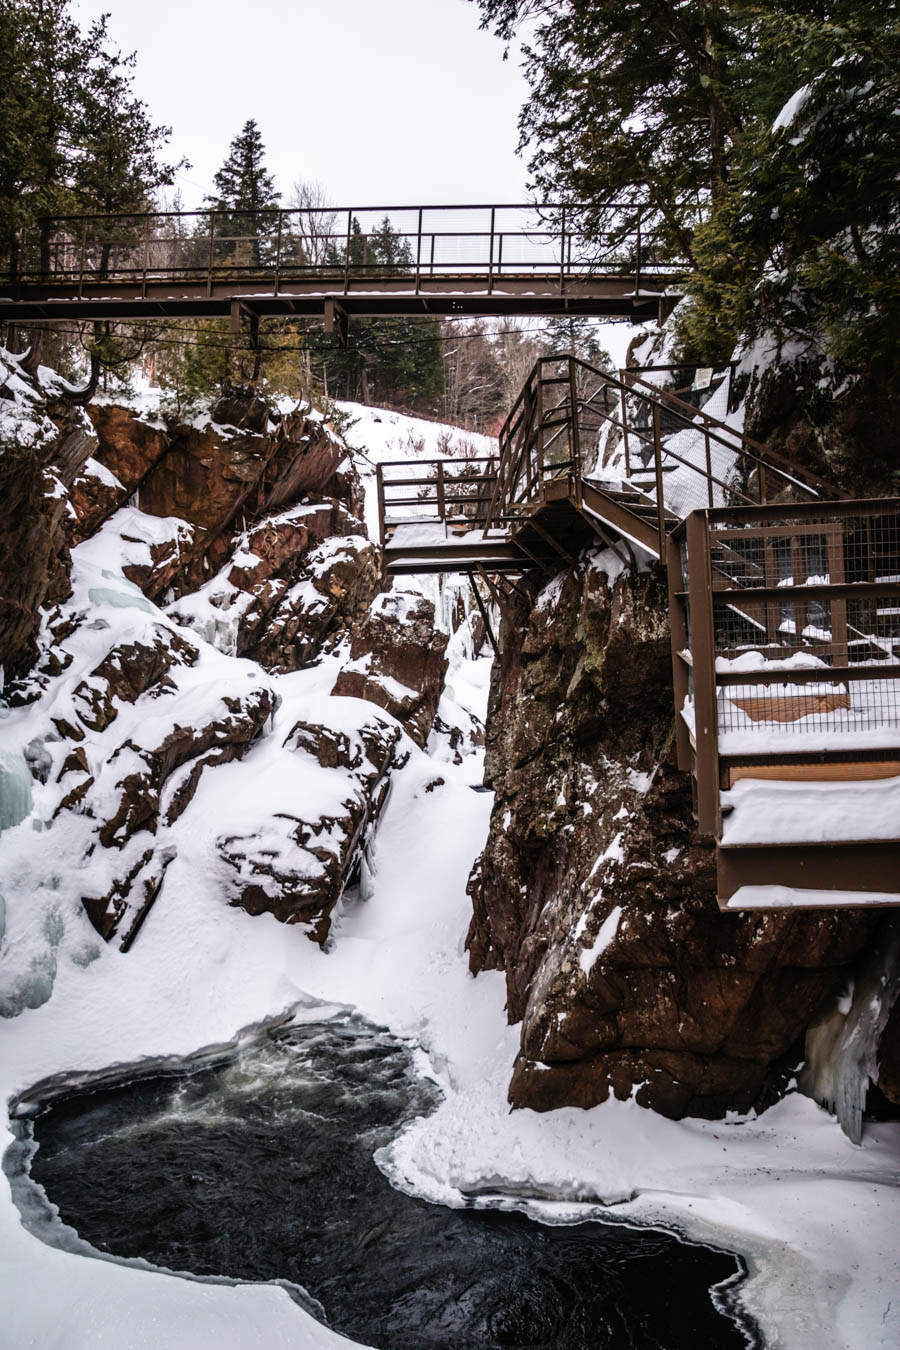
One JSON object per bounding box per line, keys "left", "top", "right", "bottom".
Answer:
{"left": 0, "top": 202, "right": 680, "bottom": 326}
{"left": 379, "top": 354, "right": 900, "bottom": 911}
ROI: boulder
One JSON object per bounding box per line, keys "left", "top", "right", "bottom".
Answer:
{"left": 169, "top": 504, "right": 379, "bottom": 670}
{"left": 332, "top": 591, "right": 449, "bottom": 747}
{"left": 67, "top": 457, "right": 128, "bottom": 543}
{"left": 218, "top": 711, "right": 401, "bottom": 942}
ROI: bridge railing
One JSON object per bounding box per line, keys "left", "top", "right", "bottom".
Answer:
{"left": 671, "top": 501, "right": 900, "bottom": 833}
{"left": 4, "top": 203, "right": 684, "bottom": 294}
{"left": 485, "top": 355, "right": 837, "bottom": 551}
{"left": 376, "top": 455, "right": 500, "bottom": 548}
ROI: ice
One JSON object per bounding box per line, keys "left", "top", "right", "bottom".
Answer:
{"left": 802, "top": 917, "right": 900, "bottom": 1143}
{"left": 0, "top": 752, "right": 33, "bottom": 833}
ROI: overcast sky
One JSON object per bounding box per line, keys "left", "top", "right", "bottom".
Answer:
{"left": 74, "top": 0, "right": 531, "bottom": 208}
{"left": 71, "top": 0, "right": 639, "bottom": 365}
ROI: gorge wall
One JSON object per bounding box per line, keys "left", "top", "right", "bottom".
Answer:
{"left": 466, "top": 546, "right": 899, "bottom": 1121}
{"left": 0, "top": 353, "right": 453, "bottom": 980}
{"left": 2, "top": 346, "right": 897, "bottom": 1126}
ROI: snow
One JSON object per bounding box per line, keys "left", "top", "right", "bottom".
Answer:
{"left": 579, "top": 904, "right": 623, "bottom": 976}
{"left": 1, "top": 389, "right": 898, "bottom": 1349}
{"left": 721, "top": 775, "right": 900, "bottom": 845}
{"left": 725, "top": 886, "right": 900, "bottom": 910}
{"left": 773, "top": 83, "right": 814, "bottom": 132}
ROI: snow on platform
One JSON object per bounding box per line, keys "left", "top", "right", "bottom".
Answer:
{"left": 723, "top": 885, "right": 900, "bottom": 910}
{"left": 721, "top": 774, "right": 900, "bottom": 845}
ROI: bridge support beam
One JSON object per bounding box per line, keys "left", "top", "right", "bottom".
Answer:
{"left": 230, "top": 300, "right": 260, "bottom": 349}
{"left": 324, "top": 298, "right": 349, "bottom": 349}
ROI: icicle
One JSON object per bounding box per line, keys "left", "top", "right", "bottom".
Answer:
{"left": 801, "top": 916, "right": 900, "bottom": 1144}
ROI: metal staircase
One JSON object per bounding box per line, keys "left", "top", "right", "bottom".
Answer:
{"left": 377, "top": 355, "right": 900, "bottom": 910}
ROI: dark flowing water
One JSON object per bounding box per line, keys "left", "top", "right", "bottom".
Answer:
{"left": 24, "top": 1012, "right": 755, "bottom": 1349}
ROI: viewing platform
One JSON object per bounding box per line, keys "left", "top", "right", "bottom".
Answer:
{"left": 378, "top": 355, "right": 900, "bottom": 911}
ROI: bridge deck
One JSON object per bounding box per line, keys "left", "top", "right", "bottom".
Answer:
{"left": 0, "top": 274, "right": 671, "bottom": 323}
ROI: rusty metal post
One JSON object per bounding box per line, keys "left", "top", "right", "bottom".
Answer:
{"left": 620, "top": 385, "right": 632, "bottom": 479}
{"left": 559, "top": 205, "right": 566, "bottom": 296}
{"left": 652, "top": 401, "right": 667, "bottom": 555}
{"left": 536, "top": 364, "right": 546, "bottom": 501}
{"left": 685, "top": 511, "right": 720, "bottom": 837}
{"left": 704, "top": 428, "right": 714, "bottom": 508}
{"left": 206, "top": 211, "right": 216, "bottom": 297}
{"left": 568, "top": 355, "right": 582, "bottom": 506}
{"left": 78, "top": 218, "right": 88, "bottom": 298}
{"left": 415, "top": 207, "right": 423, "bottom": 294}
{"left": 436, "top": 460, "right": 446, "bottom": 525}
{"left": 274, "top": 212, "right": 283, "bottom": 294}
{"left": 343, "top": 209, "right": 353, "bottom": 293}
{"left": 488, "top": 206, "right": 496, "bottom": 295}
{"left": 376, "top": 463, "right": 386, "bottom": 550}
{"left": 667, "top": 531, "right": 692, "bottom": 771}
{"left": 827, "top": 523, "right": 849, "bottom": 666}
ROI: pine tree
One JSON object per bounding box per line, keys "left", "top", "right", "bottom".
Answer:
{"left": 205, "top": 119, "right": 280, "bottom": 267}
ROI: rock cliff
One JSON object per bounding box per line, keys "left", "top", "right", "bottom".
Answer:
{"left": 0, "top": 361, "right": 454, "bottom": 968}
{"left": 466, "top": 547, "right": 888, "bottom": 1119}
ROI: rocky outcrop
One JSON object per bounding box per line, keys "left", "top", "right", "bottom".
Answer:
{"left": 169, "top": 503, "right": 379, "bottom": 671}
{"left": 30, "top": 604, "right": 277, "bottom": 950}
{"left": 67, "top": 457, "right": 128, "bottom": 544}
{"left": 466, "top": 549, "right": 880, "bottom": 1119}
{"left": 0, "top": 353, "right": 95, "bottom": 676}
{"left": 87, "top": 392, "right": 353, "bottom": 580}
{"left": 218, "top": 709, "right": 402, "bottom": 943}
{"left": 332, "top": 591, "right": 449, "bottom": 747}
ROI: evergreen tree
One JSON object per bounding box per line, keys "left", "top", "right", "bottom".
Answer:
{"left": 205, "top": 119, "right": 280, "bottom": 266}
{"left": 474, "top": 1, "right": 886, "bottom": 263}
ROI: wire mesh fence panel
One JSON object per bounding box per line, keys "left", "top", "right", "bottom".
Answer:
{"left": 717, "top": 674, "right": 900, "bottom": 743}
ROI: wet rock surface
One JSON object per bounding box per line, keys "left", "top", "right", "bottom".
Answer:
{"left": 467, "top": 549, "right": 880, "bottom": 1118}
{"left": 24, "top": 1012, "right": 751, "bottom": 1350}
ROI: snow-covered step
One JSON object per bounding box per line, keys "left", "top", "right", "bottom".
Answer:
{"left": 720, "top": 884, "right": 900, "bottom": 911}
{"left": 720, "top": 774, "right": 900, "bottom": 845}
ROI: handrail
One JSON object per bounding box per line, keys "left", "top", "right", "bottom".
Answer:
{"left": 2, "top": 202, "right": 688, "bottom": 293}
{"left": 485, "top": 354, "right": 832, "bottom": 554}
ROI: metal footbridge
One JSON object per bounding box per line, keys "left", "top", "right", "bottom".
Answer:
{"left": 378, "top": 355, "right": 900, "bottom": 911}
{"left": 0, "top": 202, "right": 681, "bottom": 330}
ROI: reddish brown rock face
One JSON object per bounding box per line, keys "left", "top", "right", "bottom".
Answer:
{"left": 332, "top": 591, "right": 449, "bottom": 747}
{"left": 87, "top": 398, "right": 353, "bottom": 575}
{"left": 0, "top": 384, "right": 92, "bottom": 677}
{"left": 85, "top": 404, "right": 169, "bottom": 495}
{"left": 466, "top": 550, "right": 880, "bottom": 1119}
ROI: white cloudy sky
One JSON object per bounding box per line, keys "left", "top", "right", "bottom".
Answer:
{"left": 74, "top": 0, "right": 531, "bottom": 208}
